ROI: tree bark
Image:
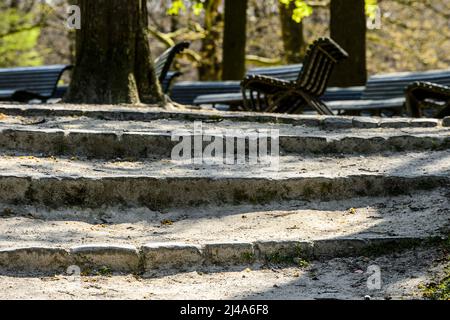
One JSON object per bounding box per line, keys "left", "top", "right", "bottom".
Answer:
{"left": 329, "top": 0, "right": 367, "bottom": 87}
{"left": 221, "top": 0, "right": 248, "bottom": 80}
{"left": 198, "top": 0, "right": 222, "bottom": 81}
{"left": 65, "top": 0, "right": 165, "bottom": 105}
{"left": 278, "top": 1, "right": 306, "bottom": 64}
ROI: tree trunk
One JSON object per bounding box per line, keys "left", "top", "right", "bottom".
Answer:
{"left": 198, "top": 0, "right": 222, "bottom": 81}
{"left": 221, "top": 0, "right": 248, "bottom": 80}
{"left": 278, "top": 1, "right": 306, "bottom": 64}
{"left": 65, "top": 0, "right": 165, "bottom": 105}
{"left": 329, "top": 0, "right": 367, "bottom": 87}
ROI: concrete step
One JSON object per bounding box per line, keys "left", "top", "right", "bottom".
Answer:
{"left": 0, "top": 117, "right": 449, "bottom": 158}
{"left": 0, "top": 152, "right": 448, "bottom": 209}
{"left": 0, "top": 245, "right": 443, "bottom": 299}
{"left": 0, "top": 189, "right": 447, "bottom": 274}
{"left": 0, "top": 103, "right": 448, "bottom": 129}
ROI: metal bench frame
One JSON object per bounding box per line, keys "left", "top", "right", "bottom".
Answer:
{"left": 405, "top": 81, "right": 450, "bottom": 118}
{"left": 154, "top": 42, "right": 190, "bottom": 93}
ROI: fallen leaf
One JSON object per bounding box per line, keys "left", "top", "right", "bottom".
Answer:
{"left": 161, "top": 219, "right": 174, "bottom": 226}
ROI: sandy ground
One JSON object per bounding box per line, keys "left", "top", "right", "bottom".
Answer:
{"left": 0, "top": 246, "right": 445, "bottom": 300}
{"left": 0, "top": 150, "right": 449, "bottom": 179}
{"left": 0, "top": 189, "right": 448, "bottom": 248}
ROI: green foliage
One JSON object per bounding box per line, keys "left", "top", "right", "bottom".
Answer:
{"left": 365, "top": 0, "right": 379, "bottom": 20}
{"left": 168, "top": 0, "right": 204, "bottom": 16}
{"left": 192, "top": 2, "right": 204, "bottom": 16}
{"left": 420, "top": 264, "right": 450, "bottom": 300}
{"left": 419, "top": 236, "right": 450, "bottom": 300}
{"left": 167, "top": 0, "right": 187, "bottom": 15}
{"left": 167, "top": 0, "right": 380, "bottom": 24}
{"left": 0, "top": 8, "right": 42, "bottom": 67}
{"left": 279, "top": 0, "right": 313, "bottom": 23}
{"left": 168, "top": 0, "right": 313, "bottom": 23}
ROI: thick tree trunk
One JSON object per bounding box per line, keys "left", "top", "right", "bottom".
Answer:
{"left": 221, "top": 0, "right": 248, "bottom": 80}
{"left": 329, "top": 0, "right": 367, "bottom": 87}
{"left": 65, "top": 0, "right": 165, "bottom": 105}
{"left": 198, "top": 0, "right": 222, "bottom": 81}
{"left": 278, "top": 1, "right": 306, "bottom": 64}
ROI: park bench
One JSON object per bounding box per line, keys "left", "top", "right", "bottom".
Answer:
{"left": 55, "top": 70, "right": 184, "bottom": 102}
{"left": 194, "top": 68, "right": 450, "bottom": 116}
{"left": 327, "top": 68, "right": 450, "bottom": 116}
{"left": 192, "top": 86, "right": 364, "bottom": 110}
{"left": 241, "top": 37, "right": 349, "bottom": 115}
{"left": 405, "top": 81, "right": 450, "bottom": 118}
{"left": 2, "top": 42, "right": 190, "bottom": 103}
{"left": 154, "top": 41, "right": 190, "bottom": 93}
{"left": 169, "top": 64, "right": 303, "bottom": 105}
{"left": 0, "top": 64, "right": 73, "bottom": 102}
{"left": 51, "top": 71, "right": 182, "bottom": 101}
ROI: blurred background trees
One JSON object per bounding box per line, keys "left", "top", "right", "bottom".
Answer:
{"left": 0, "top": 0, "right": 47, "bottom": 67}
{"left": 1, "top": 0, "right": 449, "bottom": 85}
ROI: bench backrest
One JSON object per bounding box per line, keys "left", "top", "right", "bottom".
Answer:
{"left": 154, "top": 42, "right": 190, "bottom": 85}
{"left": 247, "top": 64, "right": 303, "bottom": 81}
{"left": 361, "top": 68, "right": 450, "bottom": 100}
{"left": 0, "top": 65, "right": 72, "bottom": 98}
{"left": 297, "top": 37, "right": 348, "bottom": 97}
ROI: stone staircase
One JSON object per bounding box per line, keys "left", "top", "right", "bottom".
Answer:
{"left": 0, "top": 103, "right": 448, "bottom": 297}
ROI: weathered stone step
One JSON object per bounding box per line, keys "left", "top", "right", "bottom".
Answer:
{"left": 0, "top": 118, "right": 449, "bottom": 158}
{"left": 0, "top": 236, "right": 440, "bottom": 275}
{"left": 0, "top": 152, "right": 448, "bottom": 209}
{"left": 0, "top": 103, "right": 448, "bottom": 128}
{"left": 0, "top": 245, "right": 440, "bottom": 299}
{"left": 1, "top": 189, "right": 447, "bottom": 248}
{"left": 1, "top": 189, "right": 446, "bottom": 274}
